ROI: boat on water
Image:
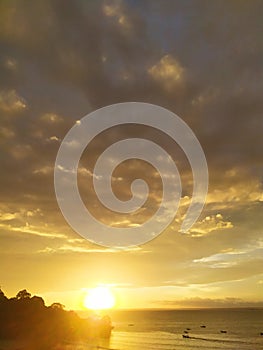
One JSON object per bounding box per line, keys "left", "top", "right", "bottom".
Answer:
{"left": 182, "top": 334, "right": 190, "bottom": 339}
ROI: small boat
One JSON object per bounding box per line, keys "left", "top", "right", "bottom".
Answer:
{"left": 200, "top": 325, "right": 206, "bottom": 328}
{"left": 220, "top": 330, "right": 227, "bottom": 333}
{"left": 184, "top": 330, "right": 189, "bottom": 334}
{"left": 260, "top": 332, "right": 263, "bottom": 336}
{"left": 182, "top": 334, "right": 190, "bottom": 338}
{"left": 186, "top": 328, "right": 191, "bottom": 331}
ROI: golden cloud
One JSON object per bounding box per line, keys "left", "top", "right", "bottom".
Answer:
{"left": 148, "top": 55, "right": 184, "bottom": 90}
{"left": 40, "top": 113, "right": 63, "bottom": 124}
{"left": 0, "top": 90, "right": 26, "bottom": 113}
{"left": 102, "top": 1, "right": 130, "bottom": 30}
{"left": 190, "top": 214, "right": 233, "bottom": 237}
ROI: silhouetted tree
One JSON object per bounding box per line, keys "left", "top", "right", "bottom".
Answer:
{"left": 0, "top": 287, "right": 7, "bottom": 302}
{"left": 16, "top": 289, "right": 31, "bottom": 300}
{"left": 50, "top": 302, "right": 65, "bottom": 310}
{"left": 0, "top": 288, "right": 113, "bottom": 348}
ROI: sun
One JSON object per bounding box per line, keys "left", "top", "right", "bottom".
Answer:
{"left": 84, "top": 287, "right": 116, "bottom": 310}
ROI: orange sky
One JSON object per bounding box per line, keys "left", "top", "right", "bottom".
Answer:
{"left": 0, "top": 0, "right": 263, "bottom": 310}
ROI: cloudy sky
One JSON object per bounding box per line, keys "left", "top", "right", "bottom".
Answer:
{"left": 0, "top": 0, "right": 262, "bottom": 310}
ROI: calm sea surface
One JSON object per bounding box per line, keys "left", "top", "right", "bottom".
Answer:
{"left": 75, "top": 309, "right": 263, "bottom": 350}
{"left": 109, "top": 309, "right": 263, "bottom": 350}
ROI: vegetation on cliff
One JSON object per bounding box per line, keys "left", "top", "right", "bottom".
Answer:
{"left": 0, "top": 288, "right": 112, "bottom": 349}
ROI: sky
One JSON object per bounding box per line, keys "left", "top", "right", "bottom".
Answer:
{"left": 0, "top": 0, "right": 263, "bottom": 310}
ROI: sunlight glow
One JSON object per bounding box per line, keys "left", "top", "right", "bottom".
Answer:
{"left": 84, "top": 287, "right": 115, "bottom": 310}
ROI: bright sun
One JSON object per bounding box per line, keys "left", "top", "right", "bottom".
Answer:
{"left": 84, "top": 287, "right": 116, "bottom": 310}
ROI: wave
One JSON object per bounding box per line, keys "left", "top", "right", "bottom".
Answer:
{"left": 183, "top": 334, "right": 255, "bottom": 346}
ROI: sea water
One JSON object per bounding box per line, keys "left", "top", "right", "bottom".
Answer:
{"left": 105, "top": 309, "right": 263, "bottom": 350}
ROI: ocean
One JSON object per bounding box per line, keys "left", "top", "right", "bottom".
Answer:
{"left": 103, "top": 309, "right": 263, "bottom": 350}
